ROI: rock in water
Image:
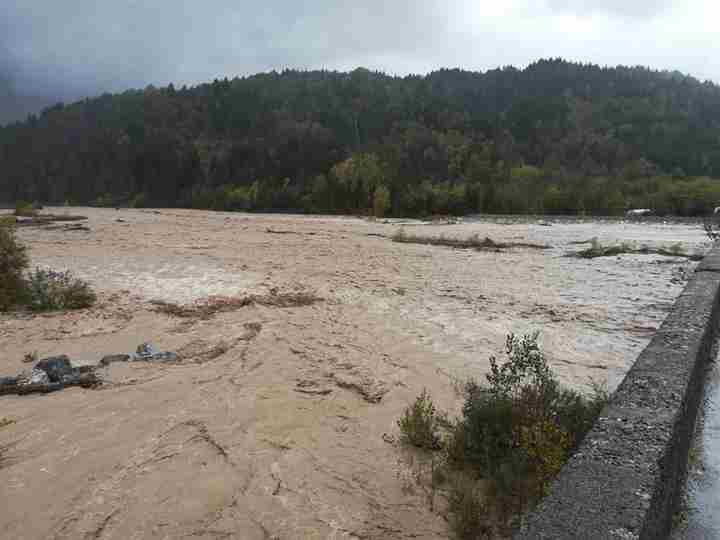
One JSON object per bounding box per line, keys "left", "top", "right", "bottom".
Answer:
{"left": 133, "top": 343, "right": 177, "bottom": 362}
{"left": 135, "top": 343, "right": 157, "bottom": 359}
{"left": 27, "top": 369, "right": 50, "bottom": 385}
{"left": 34, "top": 355, "right": 72, "bottom": 382}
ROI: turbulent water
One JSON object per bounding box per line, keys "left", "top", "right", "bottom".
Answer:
{"left": 0, "top": 209, "right": 710, "bottom": 540}
{"left": 673, "top": 343, "right": 720, "bottom": 539}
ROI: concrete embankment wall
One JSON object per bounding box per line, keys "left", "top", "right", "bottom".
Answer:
{"left": 516, "top": 248, "right": 720, "bottom": 540}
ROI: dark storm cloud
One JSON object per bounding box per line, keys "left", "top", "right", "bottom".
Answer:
{"left": 1, "top": 0, "right": 717, "bottom": 102}
{"left": 1, "top": 0, "right": 450, "bottom": 99}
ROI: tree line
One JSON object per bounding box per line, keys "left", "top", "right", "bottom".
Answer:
{"left": 2, "top": 58, "right": 720, "bottom": 216}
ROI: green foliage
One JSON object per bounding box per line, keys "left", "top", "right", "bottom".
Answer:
{"left": 25, "top": 268, "right": 96, "bottom": 311}
{"left": 130, "top": 192, "right": 148, "bottom": 208}
{"left": 398, "top": 388, "right": 442, "bottom": 450}
{"left": 332, "top": 153, "right": 386, "bottom": 212}
{"left": 14, "top": 201, "right": 37, "bottom": 217}
{"left": 397, "top": 333, "right": 608, "bottom": 536}
{"left": 0, "top": 222, "right": 29, "bottom": 311}
{"left": 450, "top": 334, "right": 607, "bottom": 514}
{"left": 447, "top": 477, "right": 491, "bottom": 540}
{"left": 3, "top": 60, "right": 720, "bottom": 216}
{"left": 92, "top": 193, "right": 116, "bottom": 207}
{"left": 373, "top": 185, "right": 391, "bottom": 217}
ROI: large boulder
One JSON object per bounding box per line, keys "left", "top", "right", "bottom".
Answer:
{"left": 27, "top": 369, "right": 50, "bottom": 385}
{"left": 133, "top": 343, "right": 178, "bottom": 362}
{"left": 34, "top": 355, "right": 72, "bottom": 383}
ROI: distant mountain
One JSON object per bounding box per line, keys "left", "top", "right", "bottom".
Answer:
{"left": 1, "top": 58, "right": 720, "bottom": 215}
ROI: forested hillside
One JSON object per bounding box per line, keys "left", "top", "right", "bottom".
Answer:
{"left": 2, "top": 58, "right": 720, "bottom": 216}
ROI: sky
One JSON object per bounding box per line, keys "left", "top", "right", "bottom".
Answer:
{"left": 1, "top": 0, "right": 719, "bottom": 101}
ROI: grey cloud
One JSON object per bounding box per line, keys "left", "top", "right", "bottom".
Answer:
{"left": 2, "top": 1, "right": 450, "bottom": 98}
{"left": 544, "top": 0, "right": 673, "bottom": 18}
{"left": 0, "top": 0, "right": 717, "bottom": 104}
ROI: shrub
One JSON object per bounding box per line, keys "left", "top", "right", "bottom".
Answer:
{"left": 0, "top": 221, "right": 29, "bottom": 310}
{"left": 448, "top": 477, "right": 491, "bottom": 540}
{"left": 373, "top": 185, "right": 391, "bottom": 218}
{"left": 130, "top": 192, "right": 148, "bottom": 208}
{"left": 398, "top": 388, "right": 442, "bottom": 450}
{"left": 453, "top": 333, "right": 607, "bottom": 513}
{"left": 92, "top": 193, "right": 115, "bottom": 207}
{"left": 14, "top": 201, "right": 37, "bottom": 217}
{"left": 397, "top": 333, "right": 609, "bottom": 536}
{"left": 25, "top": 268, "right": 96, "bottom": 311}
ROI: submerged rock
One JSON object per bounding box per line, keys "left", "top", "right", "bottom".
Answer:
{"left": 100, "top": 354, "right": 131, "bottom": 367}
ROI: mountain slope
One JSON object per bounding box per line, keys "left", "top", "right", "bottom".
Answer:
{"left": 1, "top": 59, "right": 720, "bottom": 215}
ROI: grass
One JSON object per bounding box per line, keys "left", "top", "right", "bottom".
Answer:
{"left": 392, "top": 229, "right": 550, "bottom": 251}
{"left": 572, "top": 238, "right": 703, "bottom": 261}
{"left": 151, "top": 290, "right": 322, "bottom": 320}
{"left": 396, "top": 333, "right": 608, "bottom": 539}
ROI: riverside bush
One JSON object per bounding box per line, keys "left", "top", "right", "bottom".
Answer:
{"left": 398, "top": 388, "right": 442, "bottom": 450}
{"left": 397, "top": 333, "right": 608, "bottom": 538}
{"left": 26, "top": 268, "right": 96, "bottom": 311}
{"left": 14, "top": 201, "right": 37, "bottom": 217}
{"left": 0, "top": 221, "right": 29, "bottom": 310}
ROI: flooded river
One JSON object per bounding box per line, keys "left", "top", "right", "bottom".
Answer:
{"left": 0, "top": 209, "right": 712, "bottom": 539}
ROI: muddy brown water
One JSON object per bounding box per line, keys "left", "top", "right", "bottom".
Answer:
{"left": 0, "top": 208, "right": 710, "bottom": 539}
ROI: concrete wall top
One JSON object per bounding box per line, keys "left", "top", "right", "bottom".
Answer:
{"left": 516, "top": 249, "right": 720, "bottom": 540}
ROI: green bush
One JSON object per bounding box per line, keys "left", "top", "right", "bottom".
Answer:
{"left": 92, "top": 193, "right": 115, "bottom": 207}
{"left": 397, "top": 333, "right": 608, "bottom": 537}
{"left": 452, "top": 333, "right": 605, "bottom": 495}
{"left": 0, "top": 222, "right": 29, "bottom": 310}
{"left": 398, "top": 388, "right": 442, "bottom": 450}
{"left": 448, "top": 477, "right": 491, "bottom": 540}
{"left": 26, "top": 268, "right": 96, "bottom": 311}
{"left": 14, "top": 201, "right": 37, "bottom": 217}
{"left": 130, "top": 192, "right": 148, "bottom": 208}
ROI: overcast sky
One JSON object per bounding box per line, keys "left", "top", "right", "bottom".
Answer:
{"left": 2, "top": 0, "right": 718, "bottom": 100}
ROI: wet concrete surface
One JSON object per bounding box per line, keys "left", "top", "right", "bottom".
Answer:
{"left": 673, "top": 344, "right": 720, "bottom": 540}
